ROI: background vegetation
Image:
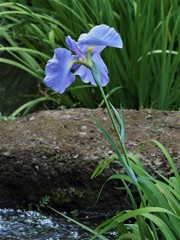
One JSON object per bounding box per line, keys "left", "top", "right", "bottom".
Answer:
{"left": 0, "top": 0, "right": 179, "bottom": 115}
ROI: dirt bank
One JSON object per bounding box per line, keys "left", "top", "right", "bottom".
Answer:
{"left": 0, "top": 109, "right": 179, "bottom": 212}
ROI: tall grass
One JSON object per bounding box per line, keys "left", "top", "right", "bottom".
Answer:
{"left": 0, "top": 0, "right": 179, "bottom": 114}
{"left": 89, "top": 140, "right": 180, "bottom": 239}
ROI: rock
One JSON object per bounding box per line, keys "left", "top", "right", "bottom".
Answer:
{"left": 0, "top": 108, "right": 179, "bottom": 212}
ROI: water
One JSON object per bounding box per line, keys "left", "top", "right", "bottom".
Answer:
{"left": 0, "top": 208, "right": 116, "bottom": 239}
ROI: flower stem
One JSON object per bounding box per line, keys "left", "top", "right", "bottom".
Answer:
{"left": 90, "top": 63, "right": 138, "bottom": 186}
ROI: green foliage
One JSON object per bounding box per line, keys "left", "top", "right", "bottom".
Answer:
{"left": 89, "top": 83, "right": 180, "bottom": 239}
{"left": 71, "top": 209, "right": 79, "bottom": 219}
{"left": 36, "top": 195, "right": 51, "bottom": 211}
{"left": 52, "top": 187, "right": 85, "bottom": 205}
{"left": 0, "top": 0, "right": 179, "bottom": 113}
{"left": 10, "top": 96, "right": 56, "bottom": 117}
{"left": 0, "top": 112, "right": 16, "bottom": 120}
{"left": 91, "top": 141, "right": 180, "bottom": 239}
{"left": 88, "top": 83, "right": 180, "bottom": 239}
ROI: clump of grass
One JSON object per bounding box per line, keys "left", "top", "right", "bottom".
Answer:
{"left": 0, "top": 112, "right": 16, "bottom": 120}
{"left": 90, "top": 140, "right": 180, "bottom": 239}
{"left": 0, "top": 0, "right": 179, "bottom": 115}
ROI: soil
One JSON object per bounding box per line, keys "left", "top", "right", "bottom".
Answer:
{"left": 0, "top": 108, "right": 179, "bottom": 212}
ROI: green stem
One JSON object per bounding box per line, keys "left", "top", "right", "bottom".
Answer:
{"left": 90, "top": 64, "right": 139, "bottom": 185}
{"left": 100, "top": 86, "right": 129, "bottom": 160}
{"left": 71, "top": 59, "right": 90, "bottom": 68}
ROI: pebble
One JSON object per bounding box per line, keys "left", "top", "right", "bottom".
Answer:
{"left": 3, "top": 152, "right": 11, "bottom": 157}
{"left": 80, "top": 125, "right": 88, "bottom": 131}
{"left": 29, "top": 116, "right": 35, "bottom": 121}
{"left": 79, "top": 132, "right": 87, "bottom": 136}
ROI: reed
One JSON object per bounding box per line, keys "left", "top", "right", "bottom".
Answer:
{"left": 0, "top": 0, "right": 179, "bottom": 115}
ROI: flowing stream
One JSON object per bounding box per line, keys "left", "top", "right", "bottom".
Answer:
{"left": 0, "top": 208, "right": 116, "bottom": 239}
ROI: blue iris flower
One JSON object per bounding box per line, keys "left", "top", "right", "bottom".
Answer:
{"left": 44, "top": 24, "right": 123, "bottom": 93}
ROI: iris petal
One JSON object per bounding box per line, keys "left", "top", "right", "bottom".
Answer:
{"left": 78, "top": 24, "right": 123, "bottom": 53}
{"left": 74, "top": 54, "right": 109, "bottom": 86}
{"left": 44, "top": 48, "right": 76, "bottom": 93}
{"left": 74, "top": 65, "right": 96, "bottom": 85}
{"left": 92, "top": 54, "right": 109, "bottom": 86}
{"left": 65, "top": 36, "right": 84, "bottom": 58}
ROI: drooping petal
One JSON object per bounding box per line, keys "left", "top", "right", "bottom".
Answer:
{"left": 65, "top": 36, "right": 84, "bottom": 58}
{"left": 92, "top": 54, "right": 109, "bottom": 86}
{"left": 44, "top": 48, "right": 76, "bottom": 93}
{"left": 74, "top": 54, "right": 109, "bottom": 87}
{"left": 77, "top": 24, "right": 123, "bottom": 53}
{"left": 74, "top": 65, "right": 96, "bottom": 85}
